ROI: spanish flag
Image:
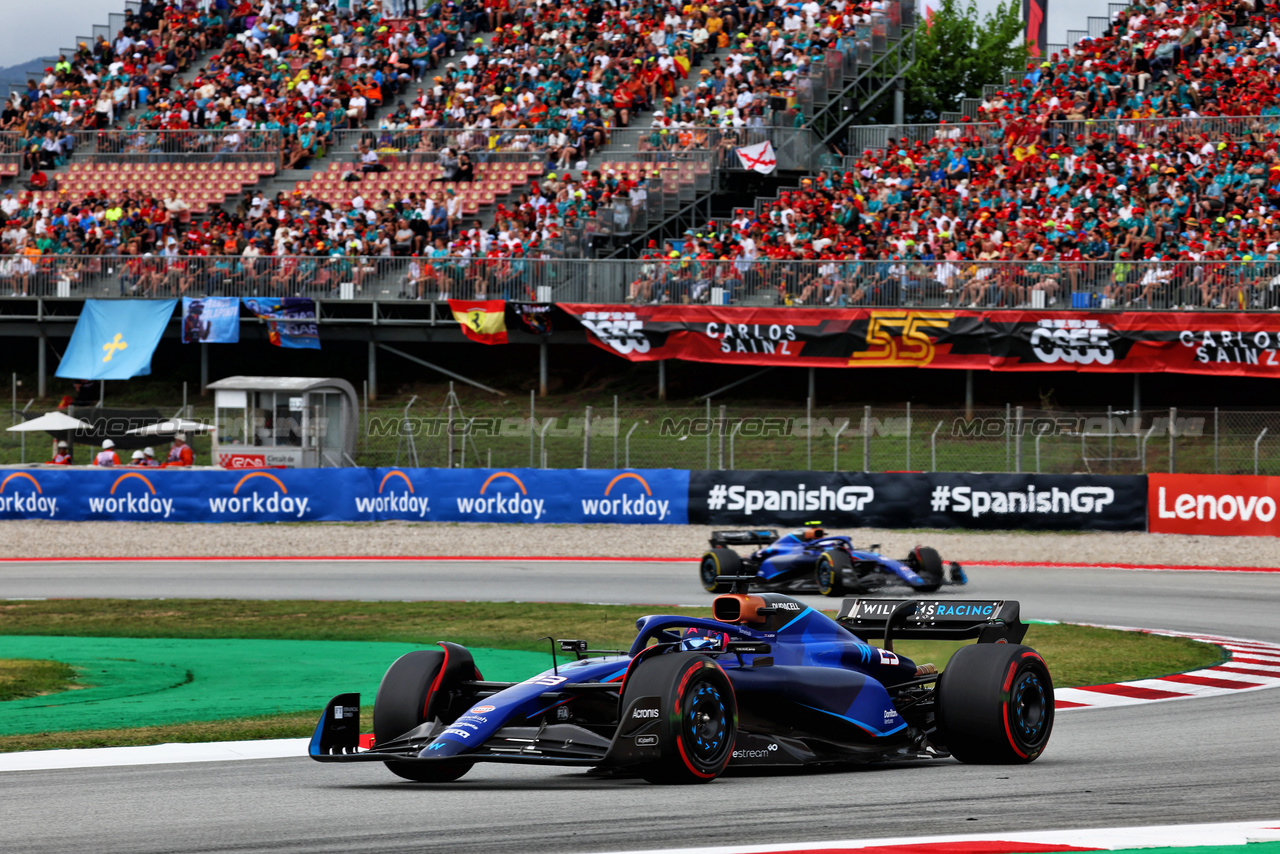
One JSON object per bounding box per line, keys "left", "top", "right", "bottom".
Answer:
{"left": 449, "top": 299, "right": 508, "bottom": 345}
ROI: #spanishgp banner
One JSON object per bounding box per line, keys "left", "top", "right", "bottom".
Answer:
{"left": 241, "top": 297, "right": 319, "bottom": 349}
{"left": 56, "top": 299, "right": 177, "bottom": 380}
{"left": 182, "top": 297, "right": 240, "bottom": 343}
{"left": 688, "top": 471, "right": 1146, "bottom": 532}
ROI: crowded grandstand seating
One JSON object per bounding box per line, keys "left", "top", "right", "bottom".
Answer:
{"left": 638, "top": 0, "right": 1280, "bottom": 308}
{"left": 14, "top": 0, "right": 1280, "bottom": 310}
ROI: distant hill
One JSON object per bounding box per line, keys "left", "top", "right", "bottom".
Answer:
{"left": 0, "top": 57, "right": 61, "bottom": 97}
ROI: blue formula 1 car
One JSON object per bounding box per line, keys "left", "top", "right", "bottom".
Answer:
{"left": 700, "top": 524, "right": 967, "bottom": 597}
{"left": 309, "top": 579, "right": 1054, "bottom": 784}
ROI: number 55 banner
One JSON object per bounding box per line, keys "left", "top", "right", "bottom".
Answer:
{"left": 558, "top": 305, "right": 1280, "bottom": 377}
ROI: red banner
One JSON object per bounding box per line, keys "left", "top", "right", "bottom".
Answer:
{"left": 1149, "top": 474, "right": 1280, "bottom": 537}
{"left": 560, "top": 305, "right": 1280, "bottom": 376}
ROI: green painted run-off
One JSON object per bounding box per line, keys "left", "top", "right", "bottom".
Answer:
{"left": 0, "top": 636, "right": 548, "bottom": 735}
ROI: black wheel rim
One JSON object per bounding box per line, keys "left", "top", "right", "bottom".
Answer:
{"left": 683, "top": 680, "right": 730, "bottom": 768}
{"left": 1010, "top": 670, "right": 1048, "bottom": 747}
{"left": 816, "top": 558, "right": 833, "bottom": 592}
{"left": 700, "top": 557, "right": 719, "bottom": 590}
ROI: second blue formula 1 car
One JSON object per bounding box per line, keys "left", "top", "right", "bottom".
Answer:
{"left": 700, "top": 523, "right": 967, "bottom": 597}
{"left": 309, "top": 577, "right": 1054, "bottom": 784}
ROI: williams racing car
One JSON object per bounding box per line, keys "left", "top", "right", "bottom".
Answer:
{"left": 309, "top": 578, "right": 1053, "bottom": 784}
{"left": 700, "top": 523, "right": 967, "bottom": 597}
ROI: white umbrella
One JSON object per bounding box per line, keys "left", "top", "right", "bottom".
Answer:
{"left": 6, "top": 412, "right": 94, "bottom": 433}
{"left": 125, "top": 419, "right": 216, "bottom": 436}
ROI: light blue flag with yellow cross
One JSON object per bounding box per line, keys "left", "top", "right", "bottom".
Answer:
{"left": 56, "top": 299, "right": 177, "bottom": 380}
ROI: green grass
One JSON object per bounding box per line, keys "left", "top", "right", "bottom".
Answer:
{"left": 0, "top": 599, "right": 1223, "bottom": 752}
{"left": 0, "top": 658, "right": 79, "bottom": 702}
{"left": 0, "top": 706, "right": 375, "bottom": 753}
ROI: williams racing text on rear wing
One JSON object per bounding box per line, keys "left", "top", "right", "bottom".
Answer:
{"left": 836, "top": 598, "right": 1028, "bottom": 646}
{"left": 709, "top": 530, "right": 779, "bottom": 547}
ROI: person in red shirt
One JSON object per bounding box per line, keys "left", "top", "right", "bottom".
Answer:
{"left": 165, "top": 432, "right": 194, "bottom": 467}
{"left": 48, "top": 440, "right": 72, "bottom": 464}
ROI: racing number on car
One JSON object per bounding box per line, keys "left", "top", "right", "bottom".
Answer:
{"left": 850, "top": 312, "right": 952, "bottom": 366}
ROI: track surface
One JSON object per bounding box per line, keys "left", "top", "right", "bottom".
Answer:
{"left": 2, "top": 560, "right": 1278, "bottom": 854}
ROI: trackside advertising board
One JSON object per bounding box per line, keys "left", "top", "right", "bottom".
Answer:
{"left": 688, "top": 471, "right": 1148, "bottom": 531}
{"left": 1148, "top": 473, "right": 1280, "bottom": 537}
{"left": 0, "top": 469, "right": 688, "bottom": 524}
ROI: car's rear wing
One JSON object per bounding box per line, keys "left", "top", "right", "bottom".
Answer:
{"left": 709, "top": 529, "right": 778, "bottom": 547}
{"left": 836, "top": 598, "right": 1027, "bottom": 647}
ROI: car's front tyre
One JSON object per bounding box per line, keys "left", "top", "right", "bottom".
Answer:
{"left": 907, "top": 546, "right": 945, "bottom": 593}
{"left": 815, "top": 550, "right": 850, "bottom": 597}
{"left": 373, "top": 648, "right": 476, "bottom": 782}
{"left": 700, "top": 548, "right": 741, "bottom": 593}
{"left": 620, "top": 653, "right": 738, "bottom": 784}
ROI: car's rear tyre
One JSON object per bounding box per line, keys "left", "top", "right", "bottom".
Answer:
{"left": 908, "top": 546, "right": 944, "bottom": 593}
{"left": 373, "top": 649, "right": 475, "bottom": 782}
{"left": 815, "top": 550, "right": 850, "bottom": 597}
{"left": 622, "top": 654, "right": 737, "bottom": 784}
{"left": 935, "top": 643, "right": 1054, "bottom": 764}
{"left": 700, "top": 548, "right": 741, "bottom": 593}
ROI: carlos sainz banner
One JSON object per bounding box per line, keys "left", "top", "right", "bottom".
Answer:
{"left": 559, "top": 305, "right": 1280, "bottom": 377}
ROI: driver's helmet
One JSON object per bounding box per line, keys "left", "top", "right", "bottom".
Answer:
{"left": 802, "top": 526, "right": 826, "bottom": 540}
{"left": 681, "top": 627, "right": 726, "bottom": 652}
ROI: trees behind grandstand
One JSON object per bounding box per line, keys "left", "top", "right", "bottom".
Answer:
{"left": 902, "top": 0, "right": 1027, "bottom": 123}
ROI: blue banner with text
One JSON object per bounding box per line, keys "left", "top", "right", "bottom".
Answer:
{"left": 0, "top": 468, "right": 690, "bottom": 524}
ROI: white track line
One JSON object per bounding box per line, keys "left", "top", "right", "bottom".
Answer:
{"left": 0, "top": 738, "right": 308, "bottom": 772}
{"left": 573, "top": 820, "right": 1280, "bottom": 854}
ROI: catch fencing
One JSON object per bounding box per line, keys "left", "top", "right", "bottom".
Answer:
{"left": 13, "top": 397, "right": 1263, "bottom": 474}
{"left": 12, "top": 256, "right": 1280, "bottom": 309}
{"left": 12, "top": 395, "right": 1277, "bottom": 475}
{"left": 344, "top": 401, "right": 1280, "bottom": 477}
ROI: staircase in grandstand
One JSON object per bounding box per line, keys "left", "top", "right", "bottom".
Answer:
{"left": 593, "top": 0, "right": 918, "bottom": 259}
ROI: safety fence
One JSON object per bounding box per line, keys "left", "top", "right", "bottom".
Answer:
{"left": 0, "top": 465, "right": 1142, "bottom": 531}
{"left": 3, "top": 463, "right": 1280, "bottom": 535}
{"left": 340, "top": 402, "right": 1280, "bottom": 477}
{"left": 14, "top": 398, "right": 1272, "bottom": 476}
{"left": 2, "top": 130, "right": 284, "bottom": 167}
{"left": 326, "top": 127, "right": 793, "bottom": 170}
{"left": 10, "top": 256, "right": 1280, "bottom": 309}
{"left": 849, "top": 113, "right": 1280, "bottom": 156}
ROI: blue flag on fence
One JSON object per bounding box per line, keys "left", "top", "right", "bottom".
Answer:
{"left": 56, "top": 299, "right": 177, "bottom": 380}
{"left": 241, "top": 297, "right": 319, "bottom": 349}
{"left": 182, "top": 297, "right": 240, "bottom": 343}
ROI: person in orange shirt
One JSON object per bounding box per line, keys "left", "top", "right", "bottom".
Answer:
{"left": 94, "top": 439, "right": 121, "bottom": 466}
{"left": 48, "top": 440, "right": 72, "bottom": 464}
{"left": 165, "top": 432, "right": 194, "bottom": 467}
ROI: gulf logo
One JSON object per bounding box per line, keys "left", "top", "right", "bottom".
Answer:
{"left": 84, "top": 473, "right": 175, "bottom": 518}
{"left": 581, "top": 473, "right": 673, "bottom": 521}
{"left": 0, "top": 472, "right": 57, "bottom": 517}
{"left": 207, "top": 471, "right": 310, "bottom": 518}
{"left": 352, "top": 470, "right": 430, "bottom": 517}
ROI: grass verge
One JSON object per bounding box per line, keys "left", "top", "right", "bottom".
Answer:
{"left": 0, "top": 659, "right": 79, "bottom": 702}
{"left": 0, "top": 599, "right": 1222, "bottom": 752}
